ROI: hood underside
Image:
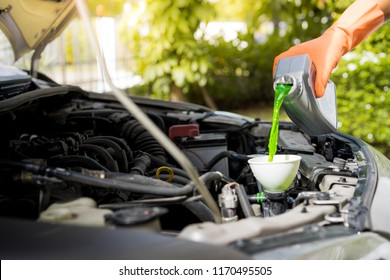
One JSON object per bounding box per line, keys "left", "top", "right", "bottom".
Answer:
{"left": 0, "top": 0, "right": 76, "bottom": 61}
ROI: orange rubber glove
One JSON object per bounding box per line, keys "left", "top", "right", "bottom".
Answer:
{"left": 273, "top": 0, "right": 384, "bottom": 97}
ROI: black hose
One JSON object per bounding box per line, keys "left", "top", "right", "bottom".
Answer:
{"left": 182, "top": 200, "right": 215, "bottom": 222}
{"left": 49, "top": 155, "right": 110, "bottom": 172}
{"left": 49, "top": 169, "right": 193, "bottom": 196}
{"left": 0, "top": 159, "right": 42, "bottom": 173}
{"left": 146, "top": 111, "right": 166, "bottom": 133}
{"left": 121, "top": 120, "right": 166, "bottom": 160}
{"left": 108, "top": 171, "right": 221, "bottom": 191}
{"left": 200, "top": 171, "right": 224, "bottom": 190}
{"left": 204, "top": 151, "right": 248, "bottom": 171}
{"left": 1, "top": 160, "right": 222, "bottom": 199}
{"left": 79, "top": 144, "right": 119, "bottom": 172}
{"left": 236, "top": 184, "right": 255, "bottom": 218}
{"left": 87, "top": 136, "right": 133, "bottom": 161}
{"left": 141, "top": 152, "right": 175, "bottom": 168}
{"left": 84, "top": 138, "right": 128, "bottom": 172}
{"left": 129, "top": 154, "right": 151, "bottom": 175}
{"left": 60, "top": 170, "right": 222, "bottom": 198}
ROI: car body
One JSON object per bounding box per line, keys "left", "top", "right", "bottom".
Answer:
{"left": 1, "top": 0, "right": 390, "bottom": 260}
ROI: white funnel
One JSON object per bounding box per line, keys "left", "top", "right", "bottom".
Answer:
{"left": 248, "top": 154, "right": 301, "bottom": 193}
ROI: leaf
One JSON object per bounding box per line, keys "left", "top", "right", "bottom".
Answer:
{"left": 172, "top": 67, "right": 187, "bottom": 87}
{"left": 199, "top": 59, "right": 208, "bottom": 74}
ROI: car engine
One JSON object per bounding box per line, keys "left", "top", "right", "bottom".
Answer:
{"left": 0, "top": 79, "right": 364, "bottom": 244}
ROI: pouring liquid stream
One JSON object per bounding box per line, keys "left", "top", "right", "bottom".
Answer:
{"left": 268, "top": 83, "right": 293, "bottom": 162}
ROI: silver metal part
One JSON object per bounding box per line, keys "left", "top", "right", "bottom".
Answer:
{"left": 319, "top": 175, "right": 358, "bottom": 192}
{"left": 179, "top": 185, "right": 355, "bottom": 245}
{"left": 218, "top": 185, "right": 238, "bottom": 223}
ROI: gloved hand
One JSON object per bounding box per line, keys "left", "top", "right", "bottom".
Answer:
{"left": 273, "top": 0, "right": 384, "bottom": 97}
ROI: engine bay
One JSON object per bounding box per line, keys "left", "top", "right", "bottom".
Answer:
{"left": 0, "top": 83, "right": 364, "bottom": 243}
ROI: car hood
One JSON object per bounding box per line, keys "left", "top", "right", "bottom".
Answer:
{"left": 0, "top": 0, "right": 76, "bottom": 61}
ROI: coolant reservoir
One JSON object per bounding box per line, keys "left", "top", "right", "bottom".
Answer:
{"left": 273, "top": 54, "right": 338, "bottom": 135}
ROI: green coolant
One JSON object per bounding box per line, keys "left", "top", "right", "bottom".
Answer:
{"left": 268, "top": 83, "right": 293, "bottom": 162}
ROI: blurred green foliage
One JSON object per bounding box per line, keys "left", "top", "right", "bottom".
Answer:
{"left": 91, "top": 0, "right": 390, "bottom": 156}
{"left": 119, "top": 0, "right": 214, "bottom": 100}
{"left": 189, "top": 0, "right": 337, "bottom": 109}
{"left": 119, "top": 0, "right": 337, "bottom": 107}
{"left": 332, "top": 22, "right": 390, "bottom": 156}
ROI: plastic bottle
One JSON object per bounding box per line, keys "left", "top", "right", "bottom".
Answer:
{"left": 273, "top": 54, "right": 338, "bottom": 136}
